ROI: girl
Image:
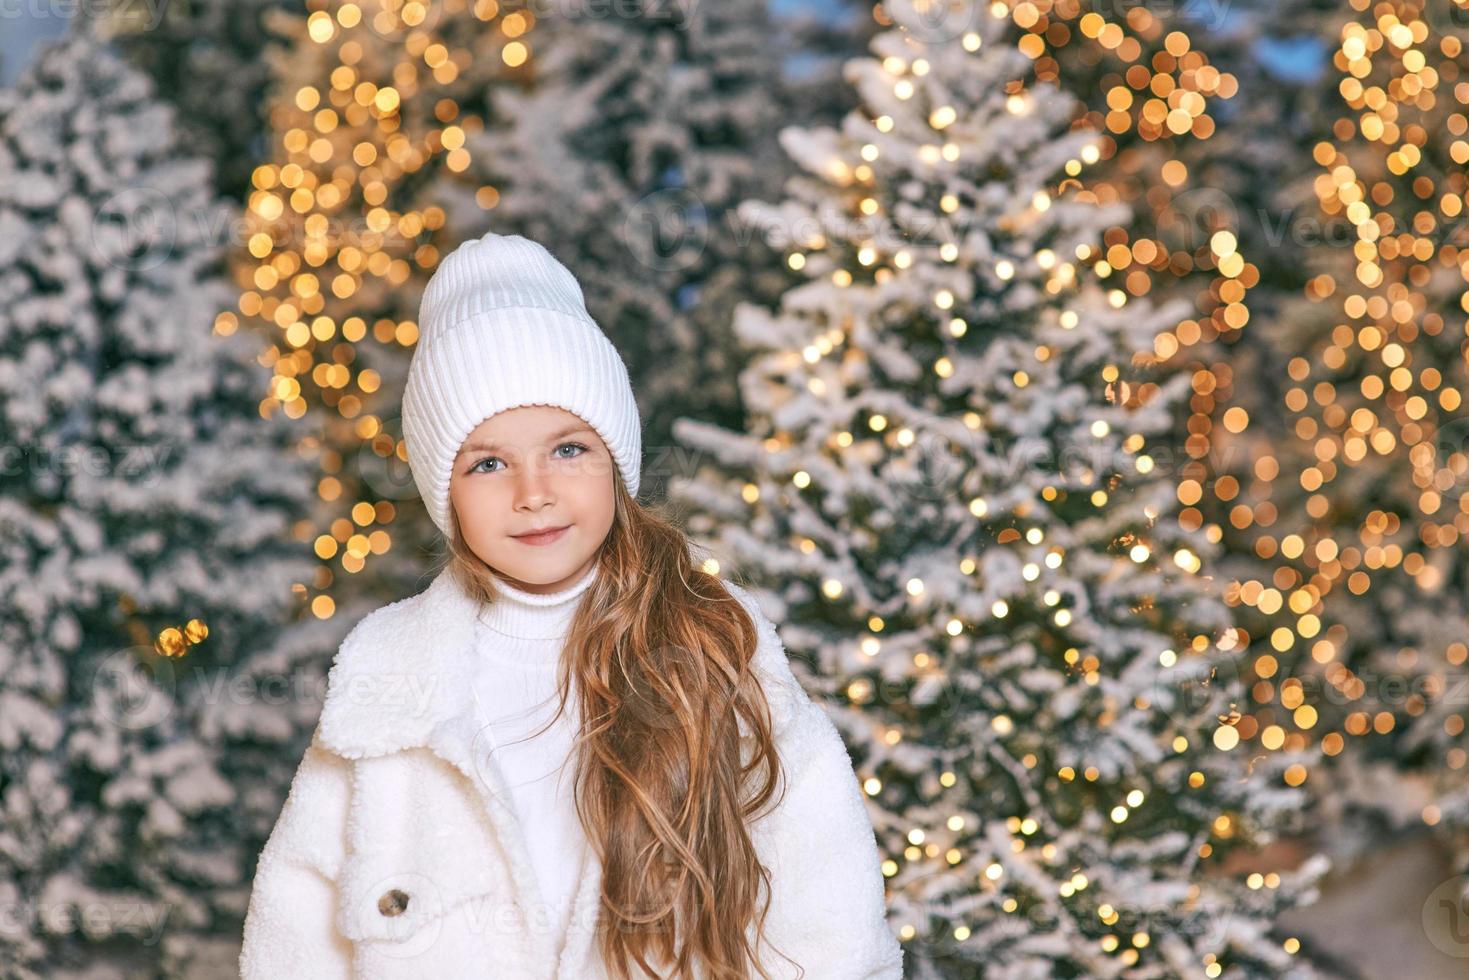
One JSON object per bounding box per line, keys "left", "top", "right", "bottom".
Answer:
{"left": 238, "top": 232, "right": 904, "bottom": 979}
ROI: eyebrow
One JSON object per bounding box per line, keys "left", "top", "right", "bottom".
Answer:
{"left": 455, "top": 424, "right": 595, "bottom": 459}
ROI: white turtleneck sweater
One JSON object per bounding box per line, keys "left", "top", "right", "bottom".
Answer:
{"left": 468, "top": 563, "right": 597, "bottom": 961}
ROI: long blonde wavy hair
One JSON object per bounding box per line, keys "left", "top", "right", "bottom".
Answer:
{"left": 445, "top": 469, "right": 800, "bottom": 979}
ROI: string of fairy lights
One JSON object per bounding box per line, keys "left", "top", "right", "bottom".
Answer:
{"left": 1215, "top": 1, "right": 1469, "bottom": 807}
{"left": 1000, "top": 0, "right": 1258, "bottom": 555}
{"left": 981, "top": 3, "right": 1469, "bottom": 853}
{"left": 997, "top": 0, "right": 1466, "bottom": 808}
{"left": 207, "top": 0, "right": 530, "bottom": 632}
{"left": 1001, "top": 0, "right": 1268, "bottom": 774}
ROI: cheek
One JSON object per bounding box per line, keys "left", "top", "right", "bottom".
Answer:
{"left": 450, "top": 478, "right": 505, "bottom": 535}
{"left": 566, "top": 469, "right": 615, "bottom": 523}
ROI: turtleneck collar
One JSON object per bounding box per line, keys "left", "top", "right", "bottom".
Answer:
{"left": 477, "top": 563, "right": 598, "bottom": 641}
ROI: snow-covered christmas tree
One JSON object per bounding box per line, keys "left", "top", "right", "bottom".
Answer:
{"left": 670, "top": 2, "right": 1329, "bottom": 975}
{"left": 104, "top": 0, "right": 306, "bottom": 203}
{"left": 767, "top": 0, "right": 880, "bottom": 132}
{"left": 0, "top": 26, "right": 328, "bottom": 978}
{"left": 457, "top": 0, "right": 796, "bottom": 493}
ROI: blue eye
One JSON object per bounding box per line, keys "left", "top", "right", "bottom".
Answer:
{"left": 467, "top": 442, "right": 587, "bottom": 475}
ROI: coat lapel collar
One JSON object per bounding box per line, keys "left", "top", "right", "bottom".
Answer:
{"left": 318, "top": 567, "right": 470, "bottom": 757}
{"left": 316, "top": 566, "right": 571, "bottom": 973}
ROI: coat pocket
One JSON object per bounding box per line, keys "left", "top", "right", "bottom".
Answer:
{"left": 332, "top": 748, "right": 552, "bottom": 973}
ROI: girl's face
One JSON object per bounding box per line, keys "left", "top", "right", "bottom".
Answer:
{"left": 448, "top": 405, "right": 615, "bottom": 595}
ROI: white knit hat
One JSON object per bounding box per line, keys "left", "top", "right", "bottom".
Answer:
{"left": 401, "top": 232, "right": 642, "bottom": 538}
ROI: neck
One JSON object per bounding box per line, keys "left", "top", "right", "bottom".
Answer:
{"left": 477, "top": 563, "right": 598, "bottom": 640}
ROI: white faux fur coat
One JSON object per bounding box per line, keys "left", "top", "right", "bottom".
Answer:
{"left": 238, "top": 568, "right": 905, "bottom": 979}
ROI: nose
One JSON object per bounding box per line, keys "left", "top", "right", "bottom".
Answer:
{"left": 511, "top": 456, "right": 556, "bottom": 511}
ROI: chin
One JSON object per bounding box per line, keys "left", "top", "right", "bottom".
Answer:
{"left": 491, "top": 557, "right": 586, "bottom": 586}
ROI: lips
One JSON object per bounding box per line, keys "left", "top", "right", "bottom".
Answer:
{"left": 511, "top": 524, "right": 570, "bottom": 545}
